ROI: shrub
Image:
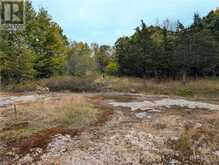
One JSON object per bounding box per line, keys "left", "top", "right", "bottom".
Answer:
{"left": 177, "top": 89, "right": 194, "bottom": 97}
{"left": 5, "top": 81, "right": 42, "bottom": 92}
{"left": 106, "top": 62, "right": 118, "bottom": 75}
{"left": 45, "top": 76, "right": 103, "bottom": 92}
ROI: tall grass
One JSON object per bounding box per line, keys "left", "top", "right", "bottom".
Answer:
{"left": 4, "top": 76, "right": 219, "bottom": 98}
{"left": 54, "top": 95, "right": 102, "bottom": 126}
{"left": 0, "top": 94, "right": 102, "bottom": 141}
{"left": 99, "top": 76, "right": 219, "bottom": 98}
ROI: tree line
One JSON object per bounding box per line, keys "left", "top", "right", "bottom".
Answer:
{"left": 115, "top": 11, "right": 219, "bottom": 81}
{"left": 0, "top": 1, "right": 116, "bottom": 84}
{"left": 0, "top": 1, "right": 219, "bottom": 84}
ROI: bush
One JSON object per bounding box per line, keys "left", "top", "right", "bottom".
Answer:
{"left": 177, "top": 89, "right": 194, "bottom": 97}
{"left": 45, "top": 76, "right": 103, "bottom": 92}
{"left": 5, "top": 81, "right": 42, "bottom": 92}
{"left": 60, "top": 104, "right": 101, "bottom": 126}
{"left": 106, "top": 62, "right": 118, "bottom": 75}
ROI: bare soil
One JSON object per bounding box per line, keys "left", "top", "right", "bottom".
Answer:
{"left": 0, "top": 92, "right": 219, "bottom": 165}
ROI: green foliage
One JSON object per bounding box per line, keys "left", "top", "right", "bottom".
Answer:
{"left": 25, "top": 8, "right": 67, "bottom": 78}
{"left": 94, "top": 45, "right": 112, "bottom": 74}
{"left": 45, "top": 76, "right": 103, "bottom": 92}
{"left": 60, "top": 105, "right": 101, "bottom": 127}
{"left": 66, "top": 42, "right": 96, "bottom": 76}
{"left": 0, "top": 1, "right": 68, "bottom": 84}
{"left": 115, "top": 11, "right": 219, "bottom": 80}
{"left": 177, "top": 89, "right": 194, "bottom": 97}
{"left": 0, "top": 31, "right": 36, "bottom": 83}
{"left": 1, "top": 2, "right": 219, "bottom": 85}
{"left": 106, "top": 62, "right": 118, "bottom": 75}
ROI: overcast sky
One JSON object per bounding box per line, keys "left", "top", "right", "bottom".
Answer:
{"left": 31, "top": 0, "right": 219, "bottom": 45}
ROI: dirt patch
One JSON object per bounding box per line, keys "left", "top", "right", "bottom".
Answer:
{"left": 88, "top": 95, "right": 114, "bottom": 125}
{"left": 0, "top": 128, "right": 80, "bottom": 164}
{"left": 15, "top": 127, "right": 79, "bottom": 155}
{"left": 8, "top": 106, "right": 112, "bottom": 156}
{"left": 1, "top": 92, "right": 219, "bottom": 164}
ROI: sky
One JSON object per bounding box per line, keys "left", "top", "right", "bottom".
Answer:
{"left": 31, "top": 0, "right": 219, "bottom": 45}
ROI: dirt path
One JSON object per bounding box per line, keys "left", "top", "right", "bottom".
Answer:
{"left": 1, "top": 93, "right": 219, "bottom": 164}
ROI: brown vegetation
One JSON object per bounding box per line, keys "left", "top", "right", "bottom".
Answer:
{"left": 5, "top": 76, "right": 219, "bottom": 100}
{"left": 0, "top": 94, "right": 105, "bottom": 143}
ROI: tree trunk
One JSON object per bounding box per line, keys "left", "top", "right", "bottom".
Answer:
{"left": 182, "top": 71, "right": 187, "bottom": 86}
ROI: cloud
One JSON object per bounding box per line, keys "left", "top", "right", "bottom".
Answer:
{"left": 32, "top": 0, "right": 219, "bottom": 45}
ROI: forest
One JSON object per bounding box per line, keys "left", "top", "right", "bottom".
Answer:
{"left": 0, "top": 1, "right": 219, "bottom": 85}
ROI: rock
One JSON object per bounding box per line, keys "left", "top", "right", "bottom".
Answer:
{"left": 149, "top": 109, "right": 161, "bottom": 113}
{"left": 37, "top": 130, "right": 165, "bottom": 165}
{"left": 0, "top": 100, "right": 10, "bottom": 108}
{"left": 135, "top": 112, "right": 149, "bottom": 119}
{"left": 31, "top": 148, "right": 43, "bottom": 157}
{"left": 168, "top": 159, "right": 181, "bottom": 165}
{"left": 47, "top": 134, "right": 72, "bottom": 153}
{"left": 0, "top": 94, "right": 48, "bottom": 108}
{"left": 140, "top": 151, "right": 162, "bottom": 164}
{"left": 18, "top": 154, "right": 33, "bottom": 164}
{"left": 130, "top": 89, "right": 137, "bottom": 93}
{"left": 6, "top": 151, "right": 16, "bottom": 156}
{"left": 109, "top": 98, "right": 219, "bottom": 111}
{"left": 166, "top": 136, "right": 180, "bottom": 146}
{"left": 160, "top": 149, "right": 181, "bottom": 165}
{"left": 214, "top": 151, "right": 219, "bottom": 157}
{"left": 194, "top": 123, "right": 202, "bottom": 129}
{"left": 160, "top": 148, "right": 176, "bottom": 157}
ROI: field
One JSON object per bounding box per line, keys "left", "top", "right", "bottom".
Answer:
{"left": 0, "top": 77, "right": 219, "bottom": 164}
{"left": 5, "top": 76, "right": 219, "bottom": 99}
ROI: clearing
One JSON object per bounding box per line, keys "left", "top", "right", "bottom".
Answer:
{"left": 0, "top": 92, "right": 219, "bottom": 164}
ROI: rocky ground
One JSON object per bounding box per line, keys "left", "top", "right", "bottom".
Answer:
{"left": 0, "top": 92, "right": 219, "bottom": 165}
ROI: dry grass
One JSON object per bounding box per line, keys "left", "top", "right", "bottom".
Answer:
{"left": 170, "top": 126, "right": 219, "bottom": 164}
{"left": 100, "top": 76, "right": 219, "bottom": 98}
{"left": 97, "top": 76, "right": 145, "bottom": 92}
{"left": 167, "top": 111, "right": 219, "bottom": 164}
{"left": 0, "top": 94, "right": 103, "bottom": 142}
{"left": 5, "top": 76, "right": 219, "bottom": 99}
